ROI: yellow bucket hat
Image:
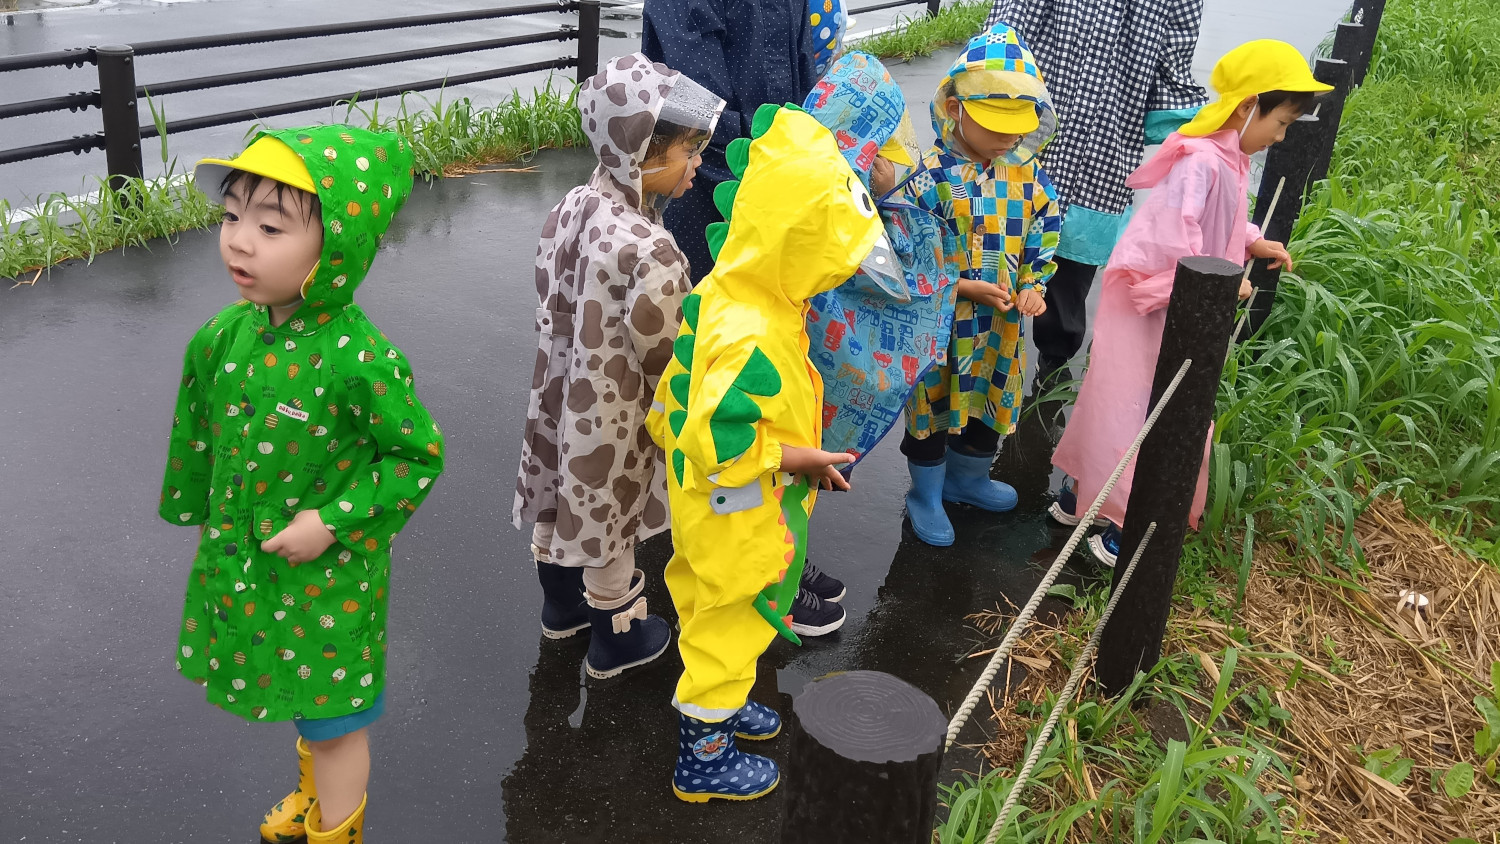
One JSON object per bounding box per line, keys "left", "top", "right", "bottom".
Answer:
{"left": 953, "top": 71, "right": 1040, "bottom": 135}
{"left": 1179, "top": 39, "right": 1333, "bottom": 137}
{"left": 194, "top": 135, "right": 317, "bottom": 203}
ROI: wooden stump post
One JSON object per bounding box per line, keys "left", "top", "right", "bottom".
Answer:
{"left": 1305, "top": 58, "right": 1354, "bottom": 187}
{"left": 1349, "top": 0, "right": 1387, "bottom": 86}
{"left": 779, "top": 670, "right": 947, "bottom": 844}
{"left": 1096, "top": 257, "right": 1242, "bottom": 696}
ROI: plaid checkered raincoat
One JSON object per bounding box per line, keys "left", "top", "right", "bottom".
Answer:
{"left": 903, "top": 23, "right": 1060, "bottom": 440}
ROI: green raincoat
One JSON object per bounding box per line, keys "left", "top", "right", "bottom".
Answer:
{"left": 159, "top": 126, "right": 442, "bottom": 724}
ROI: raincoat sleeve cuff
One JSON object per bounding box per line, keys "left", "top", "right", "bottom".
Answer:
{"left": 1144, "top": 108, "right": 1201, "bottom": 146}
{"left": 1245, "top": 221, "right": 1264, "bottom": 258}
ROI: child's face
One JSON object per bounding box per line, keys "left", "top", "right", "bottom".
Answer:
{"left": 640, "top": 140, "right": 703, "bottom": 200}
{"left": 945, "top": 97, "right": 1022, "bottom": 163}
{"left": 219, "top": 179, "right": 323, "bottom": 312}
{"left": 1234, "top": 98, "right": 1305, "bottom": 155}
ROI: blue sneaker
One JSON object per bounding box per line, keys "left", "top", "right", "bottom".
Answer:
{"left": 942, "top": 449, "right": 1018, "bottom": 512}
{"left": 1047, "top": 484, "right": 1108, "bottom": 527}
{"left": 1088, "top": 523, "right": 1122, "bottom": 568}
{"left": 734, "top": 700, "right": 782, "bottom": 741}
{"left": 672, "top": 712, "right": 780, "bottom": 803}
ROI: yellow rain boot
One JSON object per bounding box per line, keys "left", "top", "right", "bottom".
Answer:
{"left": 305, "top": 793, "right": 367, "bottom": 844}
{"left": 260, "top": 738, "right": 316, "bottom": 843}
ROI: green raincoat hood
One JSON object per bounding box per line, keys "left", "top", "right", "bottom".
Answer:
{"left": 205, "top": 125, "right": 415, "bottom": 333}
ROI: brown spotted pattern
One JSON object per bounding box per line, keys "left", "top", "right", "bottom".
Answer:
{"left": 512, "top": 53, "right": 691, "bottom": 566}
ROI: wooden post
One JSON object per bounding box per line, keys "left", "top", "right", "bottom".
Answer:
{"left": 1349, "top": 0, "right": 1386, "bottom": 86}
{"left": 1305, "top": 58, "right": 1353, "bottom": 187}
{"left": 1096, "top": 257, "right": 1241, "bottom": 696}
{"left": 780, "top": 671, "right": 947, "bottom": 844}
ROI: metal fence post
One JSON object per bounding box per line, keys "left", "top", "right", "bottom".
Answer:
{"left": 780, "top": 671, "right": 946, "bottom": 844}
{"left": 1096, "top": 257, "right": 1242, "bottom": 697}
{"left": 926, "top": 0, "right": 942, "bottom": 17}
{"left": 95, "top": 45, "right": 143, "bottom": 192}
{"left": 575, "top": 0, "right": 600, "bottom": 84}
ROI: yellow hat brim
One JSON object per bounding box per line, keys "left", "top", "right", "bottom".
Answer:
{"left": 195, "top": 136, "right": 317, "bottom": 203}
{"left": 961, "top": 98, "right": 1039, "bottom": 136}
{"left": 877, "top": 135, "right": 915, "bottom": 167}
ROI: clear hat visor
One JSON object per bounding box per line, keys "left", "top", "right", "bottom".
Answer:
{"left": 656, "top": 75, "right": 725, "bottom": 155}
{"left": 858, "top": 231, "right": 909, "bottom": 302}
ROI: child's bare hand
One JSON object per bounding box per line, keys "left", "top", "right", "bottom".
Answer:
{"left": 1238, "top": 277, "right": 1254, "bottom": 300}
{"left": 957, "top": 278, "right": 1013, "bottom": 311}
{"left": 262, "top": 509, "right": 337, "bottom": 564}
{"left": 869, "top": 156, "right": 897, "bottom": 198}
{"left": 779, "top": 445, "right": 854, "bottom": 491}
{"left": 1249, "top": 238, "right": 1293, "bottom": 270}
{"left": 1015, "top": 288, "right": 1047, "bottom": 316}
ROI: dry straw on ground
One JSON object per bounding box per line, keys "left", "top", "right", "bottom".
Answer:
{"left": 972, "top": 496, "right": 1499, "bottom": 842}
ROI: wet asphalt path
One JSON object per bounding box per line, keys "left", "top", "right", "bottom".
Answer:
{"left": 2, "top": 1, "right": 1353, "bottom": 840}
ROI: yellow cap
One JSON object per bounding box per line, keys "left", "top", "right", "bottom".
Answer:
{"left": 959, "top": 97, "right": 1039, "bottom": 136}
{"left": 194, "top": 135, "right": 317, "bottom": 203}
{"left": 1179, "top": 39, "right": 1334, "bottom": 137}
{"left": 877, "top": 135, "right": 914, "bottom": 167}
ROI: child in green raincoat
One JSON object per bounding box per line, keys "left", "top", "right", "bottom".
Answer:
{"left": 159, "top": 125, "right": 442, "bottom": 844}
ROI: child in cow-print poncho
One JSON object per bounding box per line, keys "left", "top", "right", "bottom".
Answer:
{"left": 513, "top": 52, "right": 724, "bottom": 680}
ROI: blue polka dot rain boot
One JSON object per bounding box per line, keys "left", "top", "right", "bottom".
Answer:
{"left": 673, "top": 711, "right": 780, "bottom": 802}
{"left": 733, "top": 700, "right": 782, "bottom": 741}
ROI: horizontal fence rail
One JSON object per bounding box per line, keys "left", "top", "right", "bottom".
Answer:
{"left": 0, "top": 0, "right": 600, "bottom": 179}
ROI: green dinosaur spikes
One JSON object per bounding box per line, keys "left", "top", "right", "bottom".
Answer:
{"left": 706, "top": 222, "right": 730, "bottom": 262}
{"left": 733, "top": 348, "right": 782, "bottom": 397}
{"left": 726, "top": 138, "right": 751, "bottom": 181}
{"left": 672, "top": 335, "right": 695, "bottom": 373}
{"left": 709, "top": 389, "right": 762, "bottom": 464}
{"left": 669, "top": 372, "right": 691, "bottom": 409}
{"left": 712, "top": 180, "right": 740, "bottom": 220}
{"left": 681, "top": 293, "right": 701, "bottom": 332}
{"left": 750, "top": 103, "right": 781, "bottom": 138}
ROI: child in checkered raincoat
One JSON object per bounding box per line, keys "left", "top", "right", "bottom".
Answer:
{"left": 899, "top": 22, "right": 1060, "bottom": 547}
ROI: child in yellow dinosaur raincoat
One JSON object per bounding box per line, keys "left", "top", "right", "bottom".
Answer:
{"left": 647, "top": 102, "right": 906, "bottom": 803}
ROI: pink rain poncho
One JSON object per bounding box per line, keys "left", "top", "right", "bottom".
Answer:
{"left": 1051, "top": 129, "right": 1261, "bottom": 529}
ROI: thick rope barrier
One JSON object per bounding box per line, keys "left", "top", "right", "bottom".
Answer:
{"left": 943, "top": 358, "right": 1192, "bottom": 748}
{"left": 981, "top": 522, "right": 1158, "bottom": 844}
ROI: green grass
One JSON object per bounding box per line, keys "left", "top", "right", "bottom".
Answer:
{"left": 856, "top": 1, "right": 989, "bottom": 62}
{"left": 942, "top": 0, "right": 1500, "bottom": 839}
{"left": 0, "top": 78, "right": 585, "bottom": 281}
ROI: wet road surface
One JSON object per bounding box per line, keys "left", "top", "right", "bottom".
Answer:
{"left": 2, "top": 2, "right": 1352, "bottom": 841}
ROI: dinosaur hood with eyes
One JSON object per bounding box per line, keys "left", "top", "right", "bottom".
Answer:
{"left": 646, "top": 103, "right": 893, "bottom": 718}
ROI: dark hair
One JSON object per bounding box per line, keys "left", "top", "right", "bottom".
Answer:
{"left": 643, "top": 120, "right": 711, "bottom": 164}
{"left": 219, "top": 169, "right": 322, "bottom": 224}
{"left": 1256, "top": 89, "right": 1319, "bottom": 117}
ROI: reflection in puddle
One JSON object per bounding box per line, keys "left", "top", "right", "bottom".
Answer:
{"left": 566, "top": 658, "right": 587, "bottom": 728}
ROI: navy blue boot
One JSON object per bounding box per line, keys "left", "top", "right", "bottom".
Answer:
{"left": 905, "top": 460, "right": 955, "bottom": 546}
{"left": 535, "top": 561, "right": 588, "bottom": 639}
{"left": 584, "top": 569, "right": 671, "bottom": 679}
{"left": 672, "top": 711, "right": 780, "bottom": 802}
{"left": 942, "top": 448, "right": 1018, "bottom": 512}
{"left": 733, "top": 700, "right": 782, "bottom": 741}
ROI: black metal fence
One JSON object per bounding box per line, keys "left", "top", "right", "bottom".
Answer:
{"left": 0, "top": 0, "right": 945, "bottom": 190}
{"left": 0, "top": 0, "right": 601, "bottom": 187}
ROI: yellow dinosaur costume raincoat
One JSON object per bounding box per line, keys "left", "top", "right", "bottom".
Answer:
{"left": 647, "top": 103, "right": 894, "bottom": 721}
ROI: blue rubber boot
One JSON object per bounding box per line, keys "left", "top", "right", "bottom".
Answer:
{"left": 905, "top": 460, "right": 955, "bottom": 546}
{"left": 584, "top": 570, "right": 671, "bottom": 679}
{"left": 734, "top": 700, "right": 782, "bottom": 741}
{"left": 942, "top": 448, "right": 1018, "bottom": 512}
{"left": 536, "top": 561, "right": 588, "bottom": 639}
{"left": 672, "top": 712, "right": 780, "bottom": 802}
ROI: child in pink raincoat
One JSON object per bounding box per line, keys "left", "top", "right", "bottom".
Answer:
{"left": 1049, "top": 40, "right": 1330, "bottom": 566}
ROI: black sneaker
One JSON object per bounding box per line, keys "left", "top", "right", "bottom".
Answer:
{"left": 789, "top": 587, "right": 845, "bottom": 637}
{"left": 799, "top": 559, "right": 846, "bottom": 603}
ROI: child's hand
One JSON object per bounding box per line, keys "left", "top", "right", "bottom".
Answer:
{"left": 1238, "top": 277, "right": 1254, "bottom": 300}
{"left": 1249, "top": 238, "right": 1293, "bottom": 270}
{"left": 957, "top": 278, "right": 1013, "bottom": 312}
{"left": 1015, "top": 288, "right": 1047, "bottom": 317}
{"left": 869, "top": 156, "right": 897, "bottom": 198}
{"left": 779, "top": 445, "right": 854, "bottom": 492}
{"left": 262, "top": 509, "right": 337, "bottom": 564}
